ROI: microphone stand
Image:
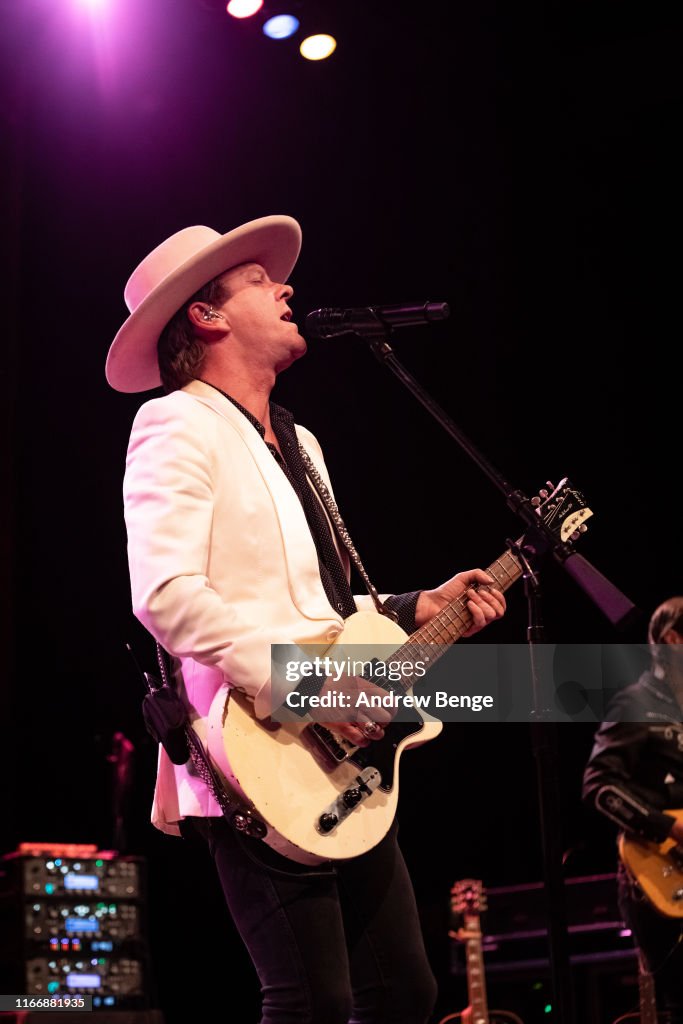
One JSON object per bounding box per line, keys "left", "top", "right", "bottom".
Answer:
{"left": 358, "top": 328, "right": 637, "bottom": 1024}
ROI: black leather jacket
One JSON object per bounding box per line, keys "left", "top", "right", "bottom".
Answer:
{"left": 582, "top": 670, "right": 683, "bottom": 843}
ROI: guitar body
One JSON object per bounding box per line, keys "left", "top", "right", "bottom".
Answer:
{"left": 618, "top": 810, "right": 683, "bottom": 918}
{"left": 206, "top": 479, "right": 591, "bottom": 864}
{"left": 207, "top": 610, "right": 443, "bottom": 864}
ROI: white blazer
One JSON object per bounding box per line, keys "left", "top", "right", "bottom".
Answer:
{"left": 124, "top": 379, "right": 362, "bottom": 834}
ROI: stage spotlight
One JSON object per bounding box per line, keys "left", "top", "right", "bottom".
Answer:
{"left": 263, "top": 15, "right": 299, "bottom": 40}
{"left": 300, "top": 33, "right": 336, "bottom": 61}
{"left": 226, "top": 0, "right": 263, "bottom": 19}
{"left": 76, "top": 0, "right": 108, "bottom": 9}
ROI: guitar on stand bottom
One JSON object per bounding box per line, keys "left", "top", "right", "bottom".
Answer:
{"left": 438, "top": 879, "right": 524, "bottom": 1024}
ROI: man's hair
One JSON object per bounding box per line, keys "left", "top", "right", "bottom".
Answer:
{"left": 648, "top": 595, "right": 683, "bottom": 667}
{"left": 157, "top": 273, "right": 229, "bottom": 392}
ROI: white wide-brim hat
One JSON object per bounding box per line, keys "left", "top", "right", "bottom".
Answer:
{"left": 106, "top": 215, "right": 302, "bottom": 392}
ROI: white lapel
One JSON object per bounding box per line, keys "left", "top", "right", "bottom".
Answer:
{"left": 181, "top": 380, "right": 340, "bottom": 623}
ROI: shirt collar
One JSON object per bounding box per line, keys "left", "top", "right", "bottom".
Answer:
{"left": 195, "top": 378, "right": 294, "bottom": 439}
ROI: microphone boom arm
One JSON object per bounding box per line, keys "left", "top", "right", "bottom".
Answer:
{"left": 365, "top": 332, "right": 636, "bottom": 628}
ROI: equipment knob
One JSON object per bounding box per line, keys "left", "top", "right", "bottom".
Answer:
{"left": 318, "top": 813, "right": 338, "bottom": 833}
{"left": 343, "top": 788, "right": 362, "bottom": 808}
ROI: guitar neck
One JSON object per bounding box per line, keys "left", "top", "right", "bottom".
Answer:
{"left": 464, "top": 931, "right": 490, "bottom": 1024}
{"left": 393, "top": 547, "right": 522, "bottom": 693}
{"left": 639, "top": 956, "right": 658, "bottom": 1024}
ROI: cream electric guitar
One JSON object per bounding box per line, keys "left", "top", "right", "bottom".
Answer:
{"left": 207, "top": 479, "right": 592, "bottom": 864}
{"left": 439, "top": 879, "right": 524, "bottom": 1024}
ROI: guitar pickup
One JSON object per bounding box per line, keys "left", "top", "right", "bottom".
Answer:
{"left": 670, "top": 846, "right": 683, "bottom": 872}
{"left": 302, "top": 723, "right": 350, "bottom": 769}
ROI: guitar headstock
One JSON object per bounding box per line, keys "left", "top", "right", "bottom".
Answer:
{"left": 531, "top": 477, "right": 593, "bottom": 543}
{"left": 450, "top": 878, "right": 487, "bottom": 920}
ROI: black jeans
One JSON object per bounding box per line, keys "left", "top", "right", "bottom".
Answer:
{"left": 181, "top": 816, "right": 437, "bottom": 1024}
{"left": 618, "top": 864, "right": 683, "bottom": 1022}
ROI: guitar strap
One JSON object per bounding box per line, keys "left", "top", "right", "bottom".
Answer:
{"left": 298, "top": 442, "right": 398, "bottom": 622}
{"left": 145, "top": 643, "right": 267, "bottom": 839}
{"left": 142, "top": 439, "right": 397, "bottom": 839}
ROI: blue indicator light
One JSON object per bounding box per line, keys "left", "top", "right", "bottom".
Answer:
{"left": 66, "top": 917, "right": 98, "bottom": 933}
{"left": 64, "top": 873, "right": 99, "bottom": 891}
{"left": 66, "top": 973, "right": 100, "bottom": 989}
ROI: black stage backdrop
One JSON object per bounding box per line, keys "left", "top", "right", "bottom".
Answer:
{"left": 3, "top": 2, "right": 681, "bottom": 1021}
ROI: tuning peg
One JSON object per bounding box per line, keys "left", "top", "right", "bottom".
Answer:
{"left": 546, "top": 480, "right": 556, "bottom": 491}
{"left": 579, "top": 524, "right": 588, "bottom": 533}
{"left": 531, "top": 496, "right": 542, "bottom": 507}
{"left": 538, "top": 489, "right": 549, "bottom": 500}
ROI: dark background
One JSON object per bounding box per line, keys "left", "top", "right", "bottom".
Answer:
{"left": 2, "top": 0, "right": 681, "bottom": 1020}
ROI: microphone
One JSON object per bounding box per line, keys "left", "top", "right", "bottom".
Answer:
{"left": 305, "top": 301, "right": 450, "bottom": 339}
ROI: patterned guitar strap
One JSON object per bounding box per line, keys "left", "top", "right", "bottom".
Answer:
{"left": 155, "top": 440, "right": 397, "bottom": 839}
{"left": 298, "top": 442, "right": 398, "bottom": 623}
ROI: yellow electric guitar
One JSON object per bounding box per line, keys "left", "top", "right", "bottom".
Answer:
{"left": 207, "top": 478, "right": 592, "bottom": 863}
{"left": 438, "top": 879, "right": 524, "bottom": 1024}
{"left": 618, "top": 810, "right": 683, "bottom": 918}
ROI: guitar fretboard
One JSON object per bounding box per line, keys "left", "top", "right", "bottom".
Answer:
{"left": 464, "top": 932, "right": 490, "bottom": 1023}
{"left": 390, "top": 546, "right": 523, "bottom": 694}
{"left": 639, "top": 955, "right": 658, "bottom": 1024}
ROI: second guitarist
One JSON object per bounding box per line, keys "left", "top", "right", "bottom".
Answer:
{"left": 583, "top": 595, "right": 683, "bottom": 1023}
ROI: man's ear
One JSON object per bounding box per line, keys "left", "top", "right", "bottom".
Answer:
{"left": 187, "top": 303, "right": 228, "bottom": 332}
{"left": 661, "top": 628, "right": 683, "bottom": 645}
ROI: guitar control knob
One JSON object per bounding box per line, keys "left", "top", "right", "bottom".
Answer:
{"left": 343, "top": 787, "right": 362, "bottom": 808}
{"left": 318, "top": 813, "right": 338, "bottom": 833}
